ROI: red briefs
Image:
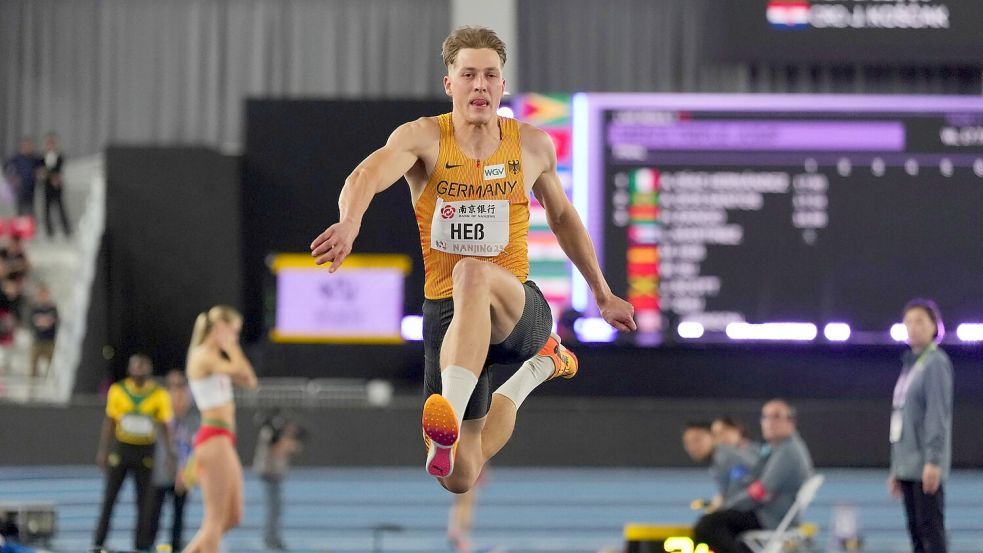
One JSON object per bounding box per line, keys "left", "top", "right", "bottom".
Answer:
{"left": 193, "top": 425, "right": 236, "bottom": 448}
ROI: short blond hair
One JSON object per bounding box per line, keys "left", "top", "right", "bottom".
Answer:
{"left": 441, "top": 26, "right": 507, "bottom": 68}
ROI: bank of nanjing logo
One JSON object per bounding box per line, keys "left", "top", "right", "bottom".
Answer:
{"left": 767, "top": 1, "right": 811, "bottom": 30}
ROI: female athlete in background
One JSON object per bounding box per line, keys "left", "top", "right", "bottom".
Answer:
{"left": 182, "top": 306, "right": 257, "bottom": 553}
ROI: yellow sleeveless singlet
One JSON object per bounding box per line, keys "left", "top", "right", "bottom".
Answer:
{"left": 415, "top": 113, "right": 529, "bottom": 300}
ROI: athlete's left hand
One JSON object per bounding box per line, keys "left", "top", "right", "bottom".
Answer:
{"left": 598, "top": 295, "right": 637, "bottom": 333}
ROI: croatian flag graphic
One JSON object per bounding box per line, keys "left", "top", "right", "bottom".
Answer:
{"left": 766, "top": 1, "right": 811, "bottom": 29}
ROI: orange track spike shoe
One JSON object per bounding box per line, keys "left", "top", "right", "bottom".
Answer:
{"left": 538, "top": 333, "right": 579, "bottom": 381}
{"left": 422, "top": 393, "right": 460, "bottom": 477}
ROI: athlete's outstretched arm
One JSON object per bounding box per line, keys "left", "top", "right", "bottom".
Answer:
{"left": 529, "top": 129, "right": 637, "bottom": 332}
{"left": 311, "top": 118, "right": 434, "bottom": 271}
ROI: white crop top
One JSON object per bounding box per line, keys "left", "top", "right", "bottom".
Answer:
{"left": 189, "top": 372, "right": 233, "bottom": 410}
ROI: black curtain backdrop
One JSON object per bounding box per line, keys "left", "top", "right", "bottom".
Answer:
{"left": 80, "top": 147, "right": 242, "bottom": 389}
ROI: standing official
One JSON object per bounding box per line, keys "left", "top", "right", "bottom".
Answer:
{"left": 888, "top": 299, "right": 953, "bottom": 553}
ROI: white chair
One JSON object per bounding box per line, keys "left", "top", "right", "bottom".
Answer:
{"left": 740, "top": 473, "right": 825, "bottom": 553}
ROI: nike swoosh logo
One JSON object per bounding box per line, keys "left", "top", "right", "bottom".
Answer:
{"left": 444, "top": 162, "right": 463, "bottom": 169}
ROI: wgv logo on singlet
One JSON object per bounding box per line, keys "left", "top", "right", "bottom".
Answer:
{"left": 483, "top": 164, "right": 505, "bottom": 180}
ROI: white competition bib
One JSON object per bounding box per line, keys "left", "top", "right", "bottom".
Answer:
{"left": 430, "top": 198, "right": 510, "bottom": 257}
{"left": 120, "top": 413, "right": 156, "bottom": 439}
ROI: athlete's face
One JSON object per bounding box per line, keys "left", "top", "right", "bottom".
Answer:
{"left": 212, "top": 318, "right": 242, "bottom": 345}
{"left": 444, "top": 48, "right": 505, "bottom": 125}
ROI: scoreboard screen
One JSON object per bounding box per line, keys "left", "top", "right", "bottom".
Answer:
{"left": 270, "top": 254, "right": 410, "bottom": 343}
{"left": 574, "top": 94, "right": 983, "bottom": 345}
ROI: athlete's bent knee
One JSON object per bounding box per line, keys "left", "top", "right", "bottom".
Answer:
{"left": 440, "top": 462, "right": 480, "bottom": 494}
{"left": 452, "top": 258, "right": 491, "bottom": 291}
{"left": 441, "top": 475, "right": 475, "bottom": 495}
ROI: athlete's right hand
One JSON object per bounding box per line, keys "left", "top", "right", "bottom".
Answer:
{"left": 214, "top": 323, "right": 239, "bottom": 351}
{"left": 311, "top": 220, "right": 359, "bottom": 273}
{"left": 96, "top": 451, "right": 107, "bottom": 470}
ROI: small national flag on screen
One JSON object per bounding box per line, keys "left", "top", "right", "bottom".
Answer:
{"left": 766, "top": 1, "right": 811, "bottom": 30}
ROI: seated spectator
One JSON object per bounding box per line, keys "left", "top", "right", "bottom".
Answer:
{"left": 693, "top": 399, "right": 814, "bottom": 553}
{"left": 0, "top": 237, "right": 30, "bottom": 281}
{"left": 1, "top": 278, "right": 24, "bottom": 325}
{"left": 0, "top": 279, "right": 17, "bottom": 374}
{"left": 29, "top": 284, "right": 58, "bottom": 379}
{"left": 682, "top": 421, "right": 760, "bottom": 512}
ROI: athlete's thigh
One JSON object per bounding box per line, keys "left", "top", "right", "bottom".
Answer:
{"left": 486, "top": 281, "right": 552, "bottom": 365}
{"left": 225, "top": 448, "right": 244, "bottom": 525}
{"left": 466, "top": 261, "right": 527, "bottom": 343}
{"left": 197, "top": 440, "right": 236, "bottom": 524}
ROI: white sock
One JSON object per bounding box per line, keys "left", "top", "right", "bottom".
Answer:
{"left": 493, "top": 355, "right": 554, "bottom": 409}
{"left": 441, "top": 365, "right": 479, "bottom": 429}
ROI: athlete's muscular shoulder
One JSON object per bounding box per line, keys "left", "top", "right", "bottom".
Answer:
{"left": 520, "top": 122, "right": 570, "bottom": 221}
{"left": 518, "top": 123, "right": 557, "bottom": 187}
{"left": 391, "top": 117, "right": 441, "bottom": 154}
{"left": 398, "top": 117, "right": 441, "bottom": 196}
